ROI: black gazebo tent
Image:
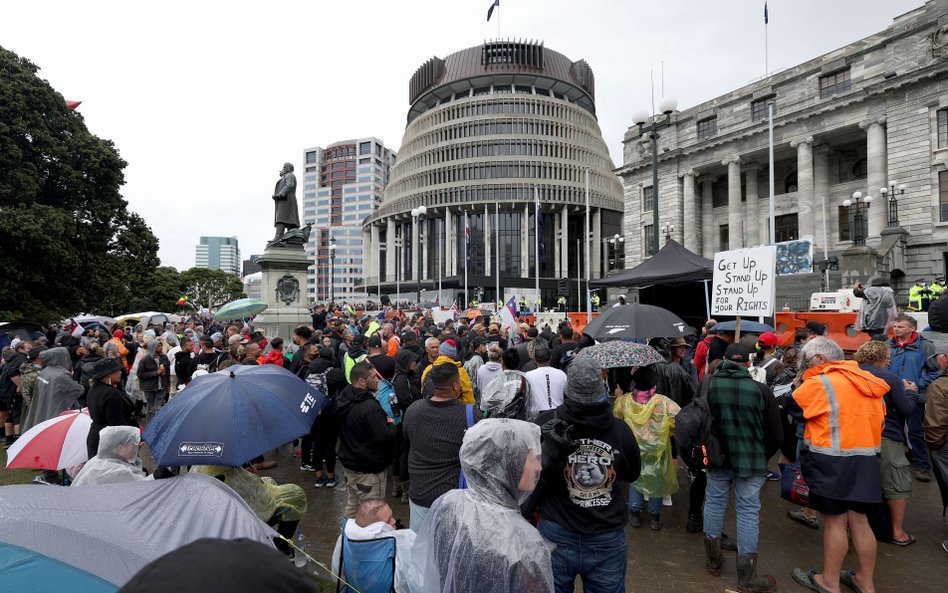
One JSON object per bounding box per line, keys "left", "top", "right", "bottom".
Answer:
{"left": 590, "top": 240, "right": 713, "bottom": 329}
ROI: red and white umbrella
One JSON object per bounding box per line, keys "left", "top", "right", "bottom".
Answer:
{"left": 5, "top": 408, "right": 92, "bottom": 470}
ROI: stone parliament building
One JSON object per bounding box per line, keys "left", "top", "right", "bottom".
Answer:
{"left": 618, "top": 0, "right": 948, "bottom": 306}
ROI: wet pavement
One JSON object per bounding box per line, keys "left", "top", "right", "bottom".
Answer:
{"left": 259, "top": 445, "right": 948, "bottom": 592}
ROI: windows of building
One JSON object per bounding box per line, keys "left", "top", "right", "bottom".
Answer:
{"left": 819, "top": 69, "right": 851, "bottom": 99}
{"left": 697, "top": 117, "right": 718, "bottom": 141}
{"left": 643, "top": 225, "right": 655, "bottom": 256}
{"left": 359, "top": 141, "right": 372, "bottom": 155}
{"left": 775, "top": 213, "right": 799, "bottom": 242}
{"left": 642, "top": 186, "right": 654, "bottom": 212}
{"left": 751, "top": 97, "right": 775, "bottom": 122}
{"left": 938, "top": 108, "right": 948, "bottom": 150}
{"left": 305, "top": 151, "right": 318, "bottom": 164}
{"left": 719, "top": 224, "right": 729, "bottom": 250}
{"left": 939, "top": 170, "right": 948, "bottom": 222}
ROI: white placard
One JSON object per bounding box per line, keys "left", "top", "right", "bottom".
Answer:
{"left": 712, "top": 246, "right": 777, "bottom": 316}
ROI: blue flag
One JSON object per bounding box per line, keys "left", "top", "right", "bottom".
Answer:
{"left": 487, "top": 0, "right": 500, "bottom": 22}
{"left": 764, "top": 1, "right": 768, "bottom": 24}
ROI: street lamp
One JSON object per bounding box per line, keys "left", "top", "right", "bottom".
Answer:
{"left": 843, "top": 191, "right": 873, "bottom": 246}
{"left": 662, "top": 222, "right": 675, "bottom": 242}
{"left": 411, "top": 205, "right": 427, "bottom": 306}
{"left": 328, "top": 235, "right": 337, "bottom": 304}
{"left": 878, "top": 180, "right": 906, "bottom": 227}
{"left": 607, "top": 233, "right": 625, "bottom": 272}
{"left": 633, "top": 97, "right": 678, "bottom": 258}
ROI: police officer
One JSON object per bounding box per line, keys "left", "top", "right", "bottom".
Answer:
{"left": 590, "top": 292, "right": 601, "bottom": 312}
{"left": 557, "top": 295, "right": 567, "bottom": 312}
{"left": 930, "top": 275, "right": 946, "bottom": 299}
{"left": 909, "top": 278, "right": 933, "bottom": 311}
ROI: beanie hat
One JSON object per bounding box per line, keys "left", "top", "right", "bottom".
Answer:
{"left": 564, "top": 356, "right": 606, "bottom": 404}
{"left": 113, "top": 329, "right": 125, "bottom": 340}
{"left": 439, "top": 339, "right": 458, "bottom": 359}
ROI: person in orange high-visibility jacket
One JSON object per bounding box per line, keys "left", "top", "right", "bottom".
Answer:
{"left": 786, "top": 337, "right": 889, "bottom": 593}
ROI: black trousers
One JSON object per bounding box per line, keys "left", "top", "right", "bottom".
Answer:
{"left": 688, "top": 469, "right": 707, "bottom": 517}
{"left": 310, "top": 411, "right": 337, "bottom": 474}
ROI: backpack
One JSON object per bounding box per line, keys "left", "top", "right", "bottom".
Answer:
{"left": 673, "top": 394, "right": 726, "bottom": 470}
{"left": 305, "top": 368, "right": 332, "bottom": 402}
{"left": 375, "top": 379, "right": 402, "bottom": 425}
{"left": 748, "top": 357, "right": 777, "bottom": 385}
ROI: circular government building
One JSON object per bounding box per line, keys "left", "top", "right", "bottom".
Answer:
{"left": 361, "top": 40, "right": 624, "bottom": 308}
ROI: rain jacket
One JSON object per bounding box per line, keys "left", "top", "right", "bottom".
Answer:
{"left": 787, "top": 360, "right": 889, "bottom": 503}
{"left": 73, "top": 426, "right": 150, "bottom": 486}
{"left": 854, "top": 285, "right": 896, "bottom": 331}
{"left": 21, "top": 348, "right": 82, "bottom": 433}
{"left": 86, "top": 380, "right": 139, "bottom": 458}
{"left": 335, "top": 385, "right": 397, "bottom": 474}
{"left": 420, "top": 356, "right": 475, "bottom": 405}
{"left": 411, "top": 419, "right": 553, "bottom": 593}
{"left": 888, "top": 332, "right": 940, "bottom": 402}
{"left": 190, "top": 465, "right": 307, "bottom": 523}
{"left": 614, "top": 393, "right": 680, "bottom": 498}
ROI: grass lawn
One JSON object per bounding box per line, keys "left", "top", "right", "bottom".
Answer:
{"left": 0, "top": 446, "right": 41, "bottom": 486}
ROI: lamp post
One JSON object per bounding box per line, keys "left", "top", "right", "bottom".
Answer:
{"left": 632, "top": 97, "right": 678, "bottom": 258}
{"left": 411, "top": 205, "right": 427, "bottom": 306}
{"left": 662, "top": 222, "right": 675, "bottom": 242}
{"left": 328, "top": 235, "right": 337, "bottom": 304}
{"left": 878, "top": 180, "right": 905, "bottom": 227}
{"left": 607, "top": 233, "right": 624, "bottom": 272}
{"left": 843, "top": 191, "right": 873, "bottom": 246}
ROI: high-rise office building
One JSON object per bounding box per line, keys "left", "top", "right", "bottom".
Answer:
{"left": 300, "top": 138, "right": 396, "bottom": 303}
{"left": 241, "top": 255, "right": 261, "bottom": 277}
{"left": 194, "top": 236, "right": 240, "bottom": 275}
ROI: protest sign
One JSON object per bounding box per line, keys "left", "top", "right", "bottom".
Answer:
{"left": 712, "top": 246, "right": 777, "bottom": 317}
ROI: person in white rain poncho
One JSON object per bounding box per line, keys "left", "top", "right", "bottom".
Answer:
{"left": 411, "top": 418, "right": 553, "bottom": 593}
{"left": 72, "top": 426, "right": 150, "bottom": 486}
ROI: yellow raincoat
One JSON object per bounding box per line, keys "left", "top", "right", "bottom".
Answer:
{"left": 190, "top": 465, "right": 307, "bottom": 523}
{"left": 614, "top": 393, "right": 680, "bottom": 498}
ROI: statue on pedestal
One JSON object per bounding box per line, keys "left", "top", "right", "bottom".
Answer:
{"left": 271, "top": 162, "right": 301, "bottom": 243}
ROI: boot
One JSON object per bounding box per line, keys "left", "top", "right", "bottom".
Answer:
{"left": 721, "top": 532, "right": 737, "bottom": 551}
{"left": 736, "top": 554, "right": 777, "bottom": 593}
{"left": 686, "top": 513, "right": 703, "bottom": 533}
{"left": 704, "top": 536, "right": 723, "bottom": 576}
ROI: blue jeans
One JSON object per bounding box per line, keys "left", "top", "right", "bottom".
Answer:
{"left": 628, "top": 487, "right": 663, "bottom": 516}
{"left": 537, "top": 519, "right": 627, "bottom": 593}
{"left": 409, "top": 500, "right": 430, "bottom": 532}
{"left": 703, "top": 469, "right": 766, "bottom": 556}
{"left": 907, "top": 402, "right": 931, "bottom": 472}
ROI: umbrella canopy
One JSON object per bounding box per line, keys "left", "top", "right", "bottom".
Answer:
{"left": 6, "top": 409, "right": 91, "bottom": 470}
{"left": 580, "top": 304, "right": 694, "bottom": 340}
{"left": 578, "top": 341, "right": 665, "bottom": 369}
{"left": 589, "top": 239, "right": 713, "bottom": 289}
{"left": 213, "top": 298, "right": 268, "bottom": 320}
{"left": 710, "top": 320, "right": 774, "bottom": 334}
{"left": 0, "top": 473, "right": 276, "bottom": 587}
{"left": 143, "top": 364, "right": 323, "bottom": 466}
{"left": 73, "top": 315, "right": 116, "bottom": 329}
{"left": 0, "top": 543, "right": 117, "bottom": 593}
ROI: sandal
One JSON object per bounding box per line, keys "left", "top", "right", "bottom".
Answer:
{"left": 791, "top": 568, "right": 834, "bottom": 593}
{"left": 891, "top": 532, "right": 916, "bottom": 546}
{"left": 787, "top": 509, "right": 821, "bottom": 529}
{"left": 840, "top": 570, "right": 866, "bottom": 593}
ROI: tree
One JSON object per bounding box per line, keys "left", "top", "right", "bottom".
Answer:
{"left": 0, "top": 45, "right": 162, "bottom": 322}
{"left": 179, "top": 267, "right": 246, "bottom": 310}
{"left": 126, "top": 266, "right": 186, "bottom": 313}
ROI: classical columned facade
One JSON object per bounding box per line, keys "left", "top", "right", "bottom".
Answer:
{"left": 361, "top": 40, "right": 624, "bottom": 307}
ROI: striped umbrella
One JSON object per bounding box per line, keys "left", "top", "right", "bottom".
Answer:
{"left": 6, "top": 409, "right": 92, "bottom": 470}
{"left": 213, "top": 298, "right": 268, "bottom": 320}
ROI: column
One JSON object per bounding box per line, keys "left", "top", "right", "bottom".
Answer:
{"left": 554, "top": 210, "right": 562, "bottom": 277}
{"left": 724, "top": 156, "right": 742, "bottom": 249}
{"left": 362, "top": 229, "right": 372, "bottom": 288}
{"left": 370, "top": 224, "right": 380, "bottom": 282}
{"left": 700, "top": 177, "right": 714, "bottom": 257}
{"left": 743, "top": 164, "right": 760, "bottom": 247}
{"left": 680, "top": 170, "right": 697, "bottom": 252}
{"left": 484, "top": 208, "right": 492, "bottom": 277}
{"left": 445, "top": 209, "right": 455, "bottom": 277}
{"left": 421, "top": 218, "right": 428, "bottom": 281}
{"left": 521, "top": 204, "right": 530, "bottom": 277}
{"left": 813, "top": 145, "right": 830, "bottom": 251}
{"left": 560, "top": 206, "right": 569, "bottom": 277}
{"left": 592, "top": 208, "right": 602, "bottom": 278}
{"left": 412, "top": 215, "right": 420, "bottom": 282}
{"left": 792, "top": 136, "right": 815, "bottom": 240}
{"left": 385, "top": 218, "right": 396, "bottom": 282}
{"left": 861, "top": 118, "right": 887, "bottom": 238}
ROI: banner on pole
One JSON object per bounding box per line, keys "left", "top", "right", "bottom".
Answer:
{"left": 775, "top": 239, "right": 813, "bottom": 276}
{"left": 711, "top": 246, "right": 776, "bottom": 316}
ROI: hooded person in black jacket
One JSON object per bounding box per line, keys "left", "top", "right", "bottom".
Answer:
{"left": 526, "top": 356, "right": 641, "bottom": 593}
{"left": 335, "top": 360, "right": 396, "bottom": 517}
{"left": 303, "top": 348, "right": 346, "bottom": 486}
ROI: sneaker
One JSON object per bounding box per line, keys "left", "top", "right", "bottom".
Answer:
{"left": 629, "top": 511, "right": 642, "bottom": 528}
{"left": 686, "top": 513, "right": 704, "bottom": 533}
{"left": 649, "top": 514, "right": 662, "bottom": 531}
{"left": 915, "top": 470, "right": 932, "bottom": 482}
{"left": 32, "top": 475, "right": 52, "bottom": 486}
{"left": 313, "top": 476, "right": 327, "bottom": 488}
{"left": 325, "top": 476, "right": 338, "bottom": 488}
{"left": 662, "top": 495, "right": 673, "bottom": 507}
{"left": 942, "top": 539, "right": 948, "bottom": 553}
{"left": 766, "top": 471, "right": 780, "bottom": 481}
{"left": 300, "top": 463, "right": 315, "bottom": 472}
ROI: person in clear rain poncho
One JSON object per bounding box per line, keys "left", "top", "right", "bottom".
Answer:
{"left": 411, "top": 418, "right": 552, "bottom": 593}
{"left": 72, "top": 426, "right": 150, "bottom": 486}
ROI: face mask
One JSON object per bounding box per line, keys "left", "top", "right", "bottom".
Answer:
{"left": 633, "top": 387, "right": 656, "bottom": 404}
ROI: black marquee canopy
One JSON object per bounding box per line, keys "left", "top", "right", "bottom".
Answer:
{"left": 590, "top": 239, "right": 713, "bottom": 289}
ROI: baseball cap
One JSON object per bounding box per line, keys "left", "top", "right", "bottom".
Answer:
{"left": 757, "top": 332, "right": 778, "bottom": 348}
{"left": 367, "top": 334, "right": 382, "bottom": 348}
{"left": 724, "top": 343, "right": 751, "bottom": 363}
{"left": 929, "top": 343, "right": 948, "bottom": 358}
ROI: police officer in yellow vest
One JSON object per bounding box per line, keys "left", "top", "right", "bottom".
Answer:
{"left": 590, "top": 292, "right": 601, "bottom": 312}
{"left": 343, "top": 334, "right": 368, "bottom": 383}
{"left": 908, "top": 278, "right": 933, "bottom": 311}
{"left": 557, "top": 295, "right": 567, "bottom": 312}
{"left": 931, "top": 275, "right": 946, "bottom": 299}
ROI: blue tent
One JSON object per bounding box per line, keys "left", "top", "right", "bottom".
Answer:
{"left": 0, "top": 543, "right": 117, "bottom": 593}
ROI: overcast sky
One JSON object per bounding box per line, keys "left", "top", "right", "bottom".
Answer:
{"left": 1, "top": 0, "right": 924, "bottom": 270}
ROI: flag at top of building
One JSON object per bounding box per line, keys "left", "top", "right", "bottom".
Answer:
{"left": 487, "top": 0, "right": 500, "bottom": 22}
{"left": 764, "top": 1, "right": 768, "bottom": 24}
{"left": 499, "top": 294, "right": 518, "bottom": 329}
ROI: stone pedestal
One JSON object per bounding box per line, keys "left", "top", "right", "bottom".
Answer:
{"left": 840, "top": 245, "right": 881, "bottom": 287}
{"left": 252, "top": 244, "right": 312, "bottom": 340}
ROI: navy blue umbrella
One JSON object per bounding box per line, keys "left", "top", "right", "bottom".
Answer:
{"left": 143, "top": 365, "right": 326, "bottom": 467}
{"left": 709, "top": 320, "right": 774, "bottom": 334}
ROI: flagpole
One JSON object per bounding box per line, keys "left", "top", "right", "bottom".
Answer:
{"left": 495, "top": 202, "right": 500, "bottom": 311}
{"left": 768, "top": 100, "right": 776, "bottom": 244}
{"left": 464, "top": 210, "right": 469, "bottom": 310}
{"left": 534, "top": 185, "right": 540, "bottom": 312}
{"left": 585, "top": 168, "right": 591, "bottom": 323}
{"left": 438, "top": 217, "right": 443, "bottom": 305}
{"left": 576, "top": 239, "right": 581, "bottom": 314}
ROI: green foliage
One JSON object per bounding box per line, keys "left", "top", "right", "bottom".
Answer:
{"left": 179, "top": 267, "right": 246, "bottom": 309}
{"left": 0, "top": 45, "right": 162, "bottom": 322}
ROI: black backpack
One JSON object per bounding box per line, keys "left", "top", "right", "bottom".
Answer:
{"left": 673, "top": 382, "right": 725, "bottom": 470}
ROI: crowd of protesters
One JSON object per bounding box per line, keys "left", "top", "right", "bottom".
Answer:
{"left": 3, "top": 289, "right": 948, "bottom": 592}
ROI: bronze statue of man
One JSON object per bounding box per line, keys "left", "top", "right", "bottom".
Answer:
{"left": 272, "top": 162, "right": 300, "bottom": 240}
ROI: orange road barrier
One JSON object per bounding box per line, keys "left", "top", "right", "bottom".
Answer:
{"left": 774, "top": 312, "right": 871, "bottom": 354}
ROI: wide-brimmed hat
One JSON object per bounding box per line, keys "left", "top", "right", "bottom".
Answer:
{"left": 668, "top": 337, "right": 688, "bottom": 348}
{"left": 88, "top": 358, "right": 124, "bottom": 380}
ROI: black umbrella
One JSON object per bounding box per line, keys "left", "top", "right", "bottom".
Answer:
{"left": 581, "top": 304, "right": 694, "bottom": 340}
